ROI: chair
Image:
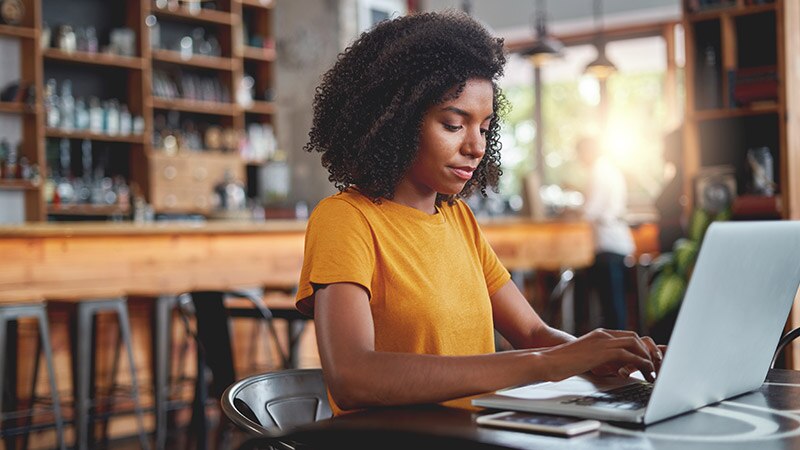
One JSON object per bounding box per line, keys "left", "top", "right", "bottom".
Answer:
{"left": 46, "top": 289, "right": 150, "bottom": 450}
{"left": 771, "top": 327, "right": 800, "bottom": 369}
{"left": 221, "top": 369, "right": 331, "bottom": 445}
{"left": 0, "top": 291, "right": 66, "bottom": 450}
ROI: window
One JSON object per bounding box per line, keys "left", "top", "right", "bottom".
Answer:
{"left": 499, "top": 28, "right": 683, "bottom": 214}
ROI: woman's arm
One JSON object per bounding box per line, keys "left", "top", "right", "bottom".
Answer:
{"left": 314, "top": 282, "right": 658, "bottom": 411}
{"left": 490, "top": 279, "right": 664, "bottom": 377}
{"left": 489, "top": 280, "right": 575, "bottom": 349}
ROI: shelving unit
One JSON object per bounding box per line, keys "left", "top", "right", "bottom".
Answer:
{"left": 149, "top": 4, "right": 235, "bottom": 26}
{"left": 0, "top": 24, "right": 37, "bottom": 39}
{"left": 151, "top": 49, "right": 236, "bottom": 70}
{"left": 0, "top": 180, "right": 39, "bottom": 190}
{"left": 682, "top": 0, "right": 798, "bottom": 221}
{"left": 0, "top": 102, "right": 32, "bottom": 114}
{"left": 683, "top": 0, "right": 800, "bottom": 368}
{"left": 42, "top": 48, "right": 145, "bottom": 70}
{"left": 0, "top": 0, "right": 277, "bottom": 221}
{"left": 47, "top": 203, "right": 130, "bottom": 216}
{"left": 44, "top": 129, "right": 147, "bottom": 144}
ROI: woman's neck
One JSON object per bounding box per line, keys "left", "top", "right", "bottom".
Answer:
{"left": 391, "top": 180, "right": 438, "bottom": 214}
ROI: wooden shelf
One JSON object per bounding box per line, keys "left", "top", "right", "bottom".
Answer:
{"left": 152, "top": 97, "right": 238, "bottom": 116}
{"left": 0, "top": 102, "right": 32, "bottom": 114}
{"left": 151, "top": 4, "right": 235, "bottom": 26}
{"left": 690, "top": 104, "right": 780, "bottom": 121}
{"left": 45, "top": 129, "right": 147, "bottom": 144}
{"left": 47, "top": 203, "right": 130, "bottom": 216}
{"left": 152, "top": 49, "right": 235, "bottom": 70}
{"left": 244, "top": 100, "right": 275, "bottom": 115}
{"left": 0, "top": 180, "right": 39, "bottom": 191}
{"left": 43, "top": 48, "right": 145, "bottom": 70}
{"left": 687, "top": 2, "right": 777, "bottom": 21}
{"left": 240, "top": 0, "right": 275, "bottom": 10}
{"left": 241, "top": 46, "right": 276, "bottom": 62}
{"left": 0, "top": 24, "right": 36, "bottom": 39}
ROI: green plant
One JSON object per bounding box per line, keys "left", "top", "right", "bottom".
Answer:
{"left": 646, "top": 207, "right": 731, "bottom": 326}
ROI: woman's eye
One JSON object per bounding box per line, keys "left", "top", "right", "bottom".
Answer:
{"left": 479, "top": 128, "right": 489, "bottom": 135}
{"left": 443, "top": 123, "right": 463, "bottom": 132}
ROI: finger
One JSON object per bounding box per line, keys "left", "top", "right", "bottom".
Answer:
{"left": 641, "top": 336, "right": 663, "bottom": 373}
{"left": 617, "top": 364, "right": 638, "bottom": 378}
{"left": 604, "top": 330, "right": 657, "bottom": 360}
{"left": 586, "top": 328, "right": 615, "bottom": 341}
{"left": 609, "top": 336, "right": 654, "bottom": 362}
{"left": 608, "top": 349, "right": 656, "bottom": 382}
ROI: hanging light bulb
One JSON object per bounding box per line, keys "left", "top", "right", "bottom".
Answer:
{"left": 520, "top": 0, "right": 563, "bottom": 67}
{"left": 584, "top": 0, "right": 617, "bottom": 79}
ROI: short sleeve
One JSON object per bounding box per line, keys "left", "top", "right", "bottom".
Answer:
{"left": 456, "top": 202, "right": 511, "bottom": 296}
{"left": 295, "top": 198, "right": 376, "bottom": 316}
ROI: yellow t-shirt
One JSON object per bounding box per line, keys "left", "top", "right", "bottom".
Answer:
{"left": 295, "top": 189, "right": 511, "bottom": 411}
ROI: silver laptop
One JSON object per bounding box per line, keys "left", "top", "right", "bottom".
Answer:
{"left": 473, "top": 221, "right": 800, "bottom": 425}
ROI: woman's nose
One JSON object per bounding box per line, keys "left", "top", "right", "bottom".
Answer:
{"left": 461, "top": 127, "right": 486, "bottom": 159}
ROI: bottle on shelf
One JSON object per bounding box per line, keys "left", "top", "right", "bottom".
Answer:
{"left": 75, "top": 139, "right": 93, "bottom": 203}
{"left": 699, "top": 44, "right": 721, "bottom": 109}
{"left": 104, "top": 100, "right": 120, "bottom": 136}
{"left": 60, "top": 79, "right": 75, "bottom": 131}
{"left": 86, "top": 26, "right": 99, "bottom": 53}
{"left": 120, "top": 104, "right": 132, "bottom": 136}
{"left": 89, "top": 96, "right": 103, "bottom": 134}
{"left": 45, "top": 78, "right": 60, "bottom": 129}
{"left": 0, "top": 139, "right": 8, "bottom": 179}
{"left": 75, "top": 97, "right": 90, "bottom": 130}
{"left": 55, "top": 138, "right": 74, "bottom": 204}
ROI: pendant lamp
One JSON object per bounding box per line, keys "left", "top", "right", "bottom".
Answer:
{"left": 520, "top": 0, "right": 563, "bottom": 67}
{"left": 584, "top": 0, "right": 617, "bottom": 79}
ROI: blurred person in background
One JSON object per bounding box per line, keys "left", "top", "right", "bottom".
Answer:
{"left": 577, "top": 136, "right": 635, "bottom": 330}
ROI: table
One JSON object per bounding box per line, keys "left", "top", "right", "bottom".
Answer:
{"left": 276, "top": 369, "right": 800, "bottom": 450}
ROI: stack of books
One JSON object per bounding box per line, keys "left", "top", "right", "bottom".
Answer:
{"left": 730, "top": 66, "right": 778, "bottom": 107}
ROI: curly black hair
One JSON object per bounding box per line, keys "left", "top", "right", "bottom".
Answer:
{"left": 304, "top": 11, "right": 509, "bottom": 205}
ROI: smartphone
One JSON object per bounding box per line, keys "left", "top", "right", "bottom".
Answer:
{"left": 476, "top": 411, "right": 601, "bottom": 436}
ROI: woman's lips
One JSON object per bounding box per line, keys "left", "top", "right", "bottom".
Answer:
{"left": 450, "top": 166, "right": 475, "bottom": 180}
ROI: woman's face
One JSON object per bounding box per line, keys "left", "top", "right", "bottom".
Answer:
{"left": 401, "top": 78, "right": 495, "bottom": 199}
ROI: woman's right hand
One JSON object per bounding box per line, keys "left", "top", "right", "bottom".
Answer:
{"left": 538, "top": 329, "right": 661, "bottom": 383}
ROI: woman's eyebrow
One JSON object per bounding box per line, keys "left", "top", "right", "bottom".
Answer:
{"left": 440, "top": 106, "right": 494, "bottom": 121}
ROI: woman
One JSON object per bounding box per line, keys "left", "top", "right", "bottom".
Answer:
{"left": 296, "top": 11, "right": 661, "bottom": 414}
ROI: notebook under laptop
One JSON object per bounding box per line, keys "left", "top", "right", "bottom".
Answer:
{"left": 473, "top": 221, "right": 800, "bottom": 425}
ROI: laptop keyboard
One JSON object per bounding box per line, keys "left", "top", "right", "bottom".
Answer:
{"left": 560, "top": 382, "right": 654, "bottom": 410}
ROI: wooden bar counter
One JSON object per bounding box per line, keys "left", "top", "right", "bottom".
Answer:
{"left": 0, "top": 219, "right": 594, "bottom": 297}
{"left": 0, "top": 219, "right": 593, "bottom": 447}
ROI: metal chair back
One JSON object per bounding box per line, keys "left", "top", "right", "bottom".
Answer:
{"left": 222, "top": 369, "right": 332, "bottom": 437}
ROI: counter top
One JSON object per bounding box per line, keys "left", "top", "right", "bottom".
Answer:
{"left": 0, "top": 218, "right": 593, "bottom": 297}
{"left": 0, "top": 217, "right": 586, "bottom": 238}
{"left": 0, "top": 220, "right": 308, "bottom": 237}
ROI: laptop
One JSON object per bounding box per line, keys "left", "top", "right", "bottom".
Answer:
{"left": 473, "top": 221, "right": 800, "bottom": 425}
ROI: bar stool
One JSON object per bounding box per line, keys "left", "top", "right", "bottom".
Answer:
{"left": 125, "top": 288, "right": 196, "bottom": 450}
{"left": 226, "top": 286, "right": 303, "bottom": 370}
{"left": 0, "top": 290, "right": 65, "bottom": 450}
{"left": 46, "top": 289, "right": 150, "bottom": 450}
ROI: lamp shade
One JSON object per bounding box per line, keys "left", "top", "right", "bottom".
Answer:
{"left": 519, "top": 0, "right": 563, "bottom": 67}
{"left": 521, "top": 36, "right": 564, "bottom": 66}
{"left": 584, "top": 41, "right": 617, "bottom": 79}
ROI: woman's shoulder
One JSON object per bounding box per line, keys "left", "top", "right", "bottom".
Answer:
{"left": 311, "top": 189, "right": 375, "bottom": 223}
